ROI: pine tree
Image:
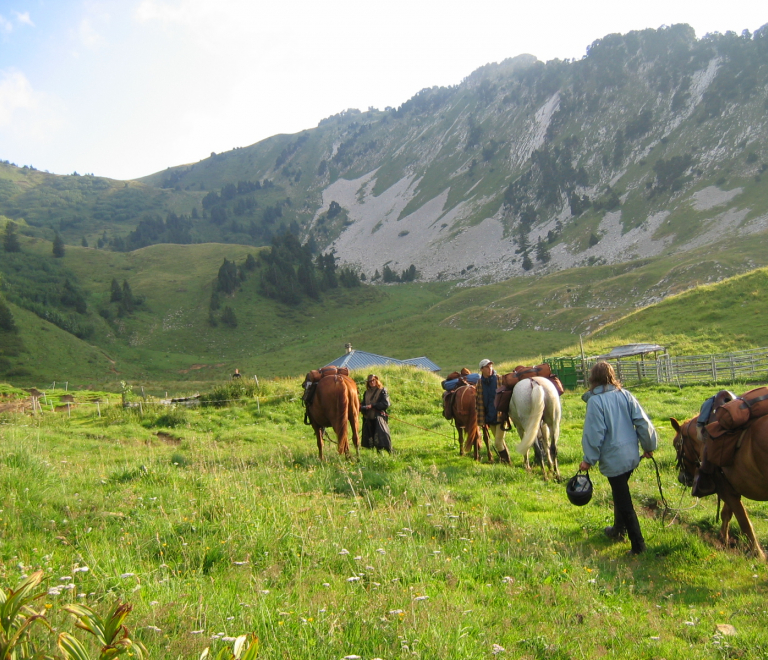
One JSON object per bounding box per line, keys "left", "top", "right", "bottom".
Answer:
{"left": 221, "top": 306, "right": 238, "bottom": 328}
{"left": 0, "top": 296, "right": 17, "bottom": 332}
{"left": 110, "top": 278, "right": 122, "bottom": 302}
{"left": 52, "top": 232, "right": 65, "bottom": 257}
{"left": 81, "top": 236, "right": 89, "bottom": 248}
{"left": 2, "top": 222, "right": 20, "bottom": 253}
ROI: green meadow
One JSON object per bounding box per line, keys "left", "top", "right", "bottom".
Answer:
{"left": 2, "top": 367, "right": 768, "bottom": 659}
{"left": 5, "top": 227, "right": 768, "bottom": 391}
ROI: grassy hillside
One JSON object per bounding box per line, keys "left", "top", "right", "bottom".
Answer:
{"left": 4, "top": 225, "right": 768, "bottom": 390}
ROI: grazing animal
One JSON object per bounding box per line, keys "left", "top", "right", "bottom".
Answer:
{"left": 451, "top": 384, "right": 492, "bottom": 461}
{"left": 671, "top": 415, "right": 768, "bottom": 559}
{"left": 304, "top": 374, "right": 360, "bottom": 460}
{"left": 508, "top": 377, "right": 562, "bottom": 480}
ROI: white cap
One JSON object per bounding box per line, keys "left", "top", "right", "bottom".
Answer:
{"left": 479, "top": 359, "right": 493, "bottom": 369}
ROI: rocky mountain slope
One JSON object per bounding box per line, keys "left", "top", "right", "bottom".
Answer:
{"left": 137, "top": 24, "right": 768, "bottom": 284}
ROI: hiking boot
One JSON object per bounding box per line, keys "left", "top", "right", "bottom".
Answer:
{"left": 604, "top": 526, "right": 626, "bottom": 541}
{"left": 692, "top": 472, "right": 717, "bottom": 497}
{"left": 627, "top": 543, "right": 646, "bottom": 556}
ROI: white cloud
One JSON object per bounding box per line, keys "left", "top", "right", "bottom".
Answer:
{"left": 0, "top": 69, "right": 36, "bottom": 126}
{"left": 78, "top": 17, "right": 107, "bottom": 48}
{"left": 13, "top": 11, "right": 34, "bottom": 27}
{"left": 0, "top": 14, "right": 13, "bottom": 33}
{"left": 0, "top": 68, "right": 63, "bottom": 140}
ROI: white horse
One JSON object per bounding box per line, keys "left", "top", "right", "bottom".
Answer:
{"left": 504, "top": 377, "right": 562, "bottom": 480}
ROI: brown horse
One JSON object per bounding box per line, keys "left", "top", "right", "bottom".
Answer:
{"left": 671, "top": 415, "right": 768, "bottom": 559}
{"left": 450, "top": 384, "right": 492, "bottom": 461}
{"left": 305, "top": 374, "right": 360, "bottom": 460}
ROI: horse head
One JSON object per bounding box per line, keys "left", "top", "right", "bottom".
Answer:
{"left": 670, "top": 416, "right": 699, "bottom": 487}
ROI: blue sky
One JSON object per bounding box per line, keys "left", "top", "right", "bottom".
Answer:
{"left": 0, "top": 0, "right": 765, "bottom": 180}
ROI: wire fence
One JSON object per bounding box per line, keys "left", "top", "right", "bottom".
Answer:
{"left": 577, "top": 346, "right": 768, "bottom": 387}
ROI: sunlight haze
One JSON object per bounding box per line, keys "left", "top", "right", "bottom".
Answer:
{"left": 0, "top": 0, "right": 765, "bottom": 180}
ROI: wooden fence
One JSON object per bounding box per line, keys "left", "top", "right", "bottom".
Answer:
{"left": 576, "top": 346, "right": 768, "bottom": 387}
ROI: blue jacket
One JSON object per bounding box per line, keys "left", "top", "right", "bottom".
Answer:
{"left": 581, "top": 385, "right": 658, "bottom": 477}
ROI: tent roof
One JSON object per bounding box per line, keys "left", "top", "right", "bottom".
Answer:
{"left": 597, "top": 343, "right": 666, "bottom": 359}
{"left": 325, "top": 350, "right": 440, "bottom": 372}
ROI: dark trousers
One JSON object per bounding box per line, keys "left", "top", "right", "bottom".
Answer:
{"left": 607, "top": 470, "right": 645, "bottom": 552}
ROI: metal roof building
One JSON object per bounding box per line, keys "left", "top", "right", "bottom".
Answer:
{"left": 325, "top": 345, "right": 441, "bottom": 372}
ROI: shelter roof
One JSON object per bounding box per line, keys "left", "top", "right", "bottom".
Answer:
{"left": 597, "top": 343, "right": 666, "bottom": 359}
{"left": 325, "top": 350, "right": 440, "bottom": 372}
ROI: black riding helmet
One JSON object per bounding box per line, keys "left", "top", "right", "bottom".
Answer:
{"left": 566, "top": 470, "right": 593, "bottom": 506}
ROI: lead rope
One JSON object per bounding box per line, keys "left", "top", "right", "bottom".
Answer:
{"left": 648, "top": 455, "right": 699, "bottom": 525}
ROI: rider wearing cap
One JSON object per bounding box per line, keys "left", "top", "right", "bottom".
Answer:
{"left": 476, "top": 359, "right": 510, "bottom": 463}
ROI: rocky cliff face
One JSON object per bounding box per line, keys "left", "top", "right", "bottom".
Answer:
{"left": 146, "top": 24, "right": 768, "bottom": 284}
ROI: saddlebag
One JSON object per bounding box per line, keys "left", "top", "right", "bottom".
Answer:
{"left": 716, "top": 387, "right": 768, "bottom": 429}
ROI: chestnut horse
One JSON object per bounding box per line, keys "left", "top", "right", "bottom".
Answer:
{"left": 671, "top": 415, "right": 768, "bottom": 559}
{"left": 451, "top": 384, "right": 492, "bottom": 461}
{"left": 304, "top": 374, "right": 360, "bottom": 460}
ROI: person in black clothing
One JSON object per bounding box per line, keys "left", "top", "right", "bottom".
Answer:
{"left": 232, "top": 368, "right": 241, "bottom": 379}
{"left": 360, "top": 374, "right": 392, "bottom": 452}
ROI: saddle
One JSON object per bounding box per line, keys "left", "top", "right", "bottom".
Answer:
{"left": 499, "top": 364, "right": 564, "bottom": 396}
{"left": 302, "top": 366, "right": 350, "bottom": 424}
{"left": 443, "top": 379, "right": 473, "bottom": 421}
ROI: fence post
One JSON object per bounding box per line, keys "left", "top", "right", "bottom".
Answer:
{"left": 97, "top": 401, "right": 101, "bottom": 418}
{"left": 711, "top": 355, "right": 717, "bottom": 382}
{"left": 67, "top": 403, "right": 71, "bottom": 418}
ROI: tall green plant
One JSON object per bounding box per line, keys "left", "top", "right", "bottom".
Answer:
{"left": 0, "top": 570, "right": 52, "bottom": 660}
{"left": 57, "top": 602, "right": 146, "bottom": 660}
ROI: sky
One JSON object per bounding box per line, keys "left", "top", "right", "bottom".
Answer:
{"left": 0, "top": 1, "right": 765, "bottom": 181}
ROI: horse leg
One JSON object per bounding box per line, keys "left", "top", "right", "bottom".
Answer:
{"left": 482, "top": 425, "right": 493, "bottom": 462}
{"left": 457, "top": 427, "right": 464, "bottom": 456}
{"left": 315, "top": 426, "right": 324, "bottom": 461}
{"left": 549, "top": 429, "right": 561, "bottom": 482}
{"left": 719, "top": 501, "right": 734, "bottom": 548}
{"left": 538, "top": 423, "right": 551, "bottom": 481}
{"left": 349, "top": 407, "right": 360, "bottom": 459}
{"left": 717, "top": 480, "right": 766, "bottom": 559}
{"left": 473, "top": 426, "right": 481, "bottom": 461}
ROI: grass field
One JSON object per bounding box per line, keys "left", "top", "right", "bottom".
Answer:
{"left": 2, "top": 367, "right": 767, "bottom": 659}
{"left": 6, "top": 227, "right": 768, "bottom": 393}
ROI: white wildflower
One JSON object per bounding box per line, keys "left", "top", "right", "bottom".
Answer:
{"left": 190, "top": 630, "right": 204, "bottom": 635}
{"left": 347, "top": 576, "right": 361, "bottom": 582}
{"left": 60, "top": 576, "right": 72, "bottom": 582}
{"left": 120, "top": 573, "right": 135, "bottom": 579}
{"left": 145, "top": 626, "right": 162, "bottom": 633}
{"left": 376, "top": 548, "right": 386, "bottom": 554}
{"left": 47, "top": 588, "right": 62, "bottom": 596}
{"left": 492, "top": 643, "right": 506, "bottom": 654}
{"left": 413, "top": 595, "right": 429, "bottom": 602}
{"left": 388, "top": 609, "right": 404, "bottom": 615}
{"left": 338, "top": 549, "right": 350, "bottom": 555}
{"left": 502, "top": 576, "right": 513, "bottom": 583}
{"left": 260, "top": 590, "right": 270, "bottom": 595}
{"left": 73, "top": 566, "right": 89, "bottom": 573}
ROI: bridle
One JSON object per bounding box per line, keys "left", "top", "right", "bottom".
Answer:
{"left": 674, "top": 417, "right": 701, "bottom": 484}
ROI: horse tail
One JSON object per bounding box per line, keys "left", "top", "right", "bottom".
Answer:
{"left": 334, "top": 377, "right": 350, "bottom": 455}
{"left": 515, "top": 380, "right": 545, "bottom": 455}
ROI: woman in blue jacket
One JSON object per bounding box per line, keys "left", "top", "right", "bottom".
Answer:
{"left": 579, "top": 362, "right": 658, "bottom": 555}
